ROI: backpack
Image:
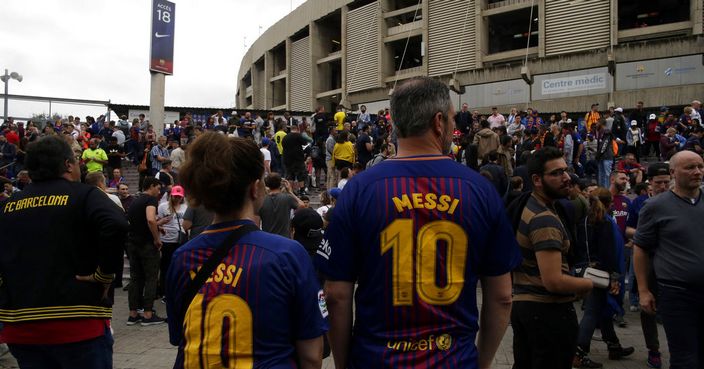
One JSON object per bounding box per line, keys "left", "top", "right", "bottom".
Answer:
{"left": 366, "top": 153, "right": 386, "bottom": 169}
{"left": 506, "top": 191, "right": 533, "bottom": 233}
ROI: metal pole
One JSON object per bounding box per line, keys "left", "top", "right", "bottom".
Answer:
{"left": 3, "top": 69, "right": 8, "bottom": 123}
{"left": 49, "top": 101, "right": 52, "bottom": 118}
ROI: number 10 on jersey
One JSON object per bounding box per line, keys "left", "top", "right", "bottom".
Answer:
{"left": 381, "top": 219, "right": 468, "bottom": 306}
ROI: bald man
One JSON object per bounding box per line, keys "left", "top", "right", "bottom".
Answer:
{"left": 633, "top": 150, "right": 704, "bottom": 369}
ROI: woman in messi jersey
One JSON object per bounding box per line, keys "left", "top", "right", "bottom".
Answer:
{"left": 165, "top": 132, "right": 327, "bottom": 369}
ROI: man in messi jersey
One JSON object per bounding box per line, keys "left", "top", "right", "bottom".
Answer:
{"left": 318, "top": 77, "right": 522, "bottom": 369}
{"left": 165, "top": 132, "right": 327, "bottom": 369}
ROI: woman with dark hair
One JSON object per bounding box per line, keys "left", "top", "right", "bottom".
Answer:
{"left": 165, "top": 132, "right": 326, "bottom": 369}
{"left": 573, "top": 187, "right": 634, "bottom": 368}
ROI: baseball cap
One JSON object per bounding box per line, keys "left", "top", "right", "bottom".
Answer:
{"left": 329, "top": 188, "right": 342, "bottom": 199}
{"left": 647, "top": 162, "right": 670, "bottom": 179}
{"left": 262, "top": 137, "right": 271, "bottom": 146}
{"left": 630, "top": 120, "right": 638, "bottom": 126}
{"left": 170, "top": 185, "right": 185, "bottom": 197}
{"left": 615, "top": 107, "right": 623, "bottom": 113}
{"left": 591, "top": 103, "right": 599, "bottom": 107}
{"left": 649, "top": 113, "right": 657, "bottom": 120}
{"left": 291, "top": 208, "right": 324, "bottom": 253}
{"left": 660, "top": 106, "right": 669, "bottom": 112}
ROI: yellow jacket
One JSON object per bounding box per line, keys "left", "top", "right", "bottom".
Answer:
{"left": 333, "top": 141, "right": 355, "bottom": 164}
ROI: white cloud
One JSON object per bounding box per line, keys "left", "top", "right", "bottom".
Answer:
{"left": 0, "top": 0, "right": 304, "bottom": 119}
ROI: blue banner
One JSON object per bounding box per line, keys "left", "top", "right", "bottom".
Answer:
{"left": 150, "top": 0, "right": 175, "bottom": 75}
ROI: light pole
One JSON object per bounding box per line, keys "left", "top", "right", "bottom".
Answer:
{"left": 1, "top": 69, "right": 23, "bottom": 123}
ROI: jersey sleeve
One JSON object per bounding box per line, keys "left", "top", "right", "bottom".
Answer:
{"left": 626, "top": 199, "right": 641, "bottom": 229}
{"left": 316, "top": 181, "right": 358, "bottom": 282}
{"left": 284, "top": 246, "right": 329, "bottom": 340}
{"left": 477, "top": 188, "right": 522, "bottom": 276}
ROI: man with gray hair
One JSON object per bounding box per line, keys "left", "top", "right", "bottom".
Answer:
{"left": 320, "top": 77, "right": 521, "bottom": 369}
{"left": 634, "top": 150, "right": 704, "bottom": 369}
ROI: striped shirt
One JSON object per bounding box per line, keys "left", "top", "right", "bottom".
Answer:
{"left": 513, "top": 194, "right": 574, "bottom": 303}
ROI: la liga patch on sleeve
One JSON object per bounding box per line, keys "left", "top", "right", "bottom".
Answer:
{"left": 318, "top": 290, "right": 329, "bottom": 318}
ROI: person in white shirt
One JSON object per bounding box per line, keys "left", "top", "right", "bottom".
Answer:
{"left": 156, "top": 185, "right": 188, "bottom": 301}
{"left": 488, "top": 107, "right": 506, "bottom": 129}
{"left": 169, "top": 140, "right": 185, "bottom": 172}
{"left": 260, "top": 137, "right": 272, "bottom": 175}
{"left": 337, "top": 167, "right": 351, "bottom": 189}
{"left": 112, "top": 126, "right": 126, "bottom": 147}
{"left": 506, "top": 107, "right": 519, "bottom": 127}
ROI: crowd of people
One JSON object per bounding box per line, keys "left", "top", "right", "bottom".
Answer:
{"left": 0, "top": 79, "right": 702, "bottom": 369}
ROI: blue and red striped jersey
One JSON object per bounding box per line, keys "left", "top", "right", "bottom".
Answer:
{"left": 166, "top": 219, "right": 328, "bottom": 369}
{"left": 317, "top": 155, "right": 521, "bottom": 369}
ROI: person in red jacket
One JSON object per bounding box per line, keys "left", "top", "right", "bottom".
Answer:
{"left": 643, "top": 114, "right": 661, "bottom": 159}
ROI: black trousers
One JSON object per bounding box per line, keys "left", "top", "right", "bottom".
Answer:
{"left": 658, "top": 281, "right": 704, "bottom": 369}
{"left": 158, "top": 242, "right": 180, "bottom": 299}
{"left": 511, "top": 301, "right": 578, "bottom": 369}
{"left": 127, "top": 241, "right": 160, "bottom": 312}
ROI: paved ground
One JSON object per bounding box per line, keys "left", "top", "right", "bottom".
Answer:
{"left": 0, "top": 286, "right": 668, "bottom": 369}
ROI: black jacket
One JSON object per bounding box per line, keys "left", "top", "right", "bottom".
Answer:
{"left": 0, "top": 179, "right": 128, "bottom": 323}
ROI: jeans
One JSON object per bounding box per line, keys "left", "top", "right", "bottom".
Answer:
{"left": 9, "top": 326, "right": 113, "bottom": 369}
{"left": 127, "top": 241, "right": 161, "bottom": 312}
{"left": 658, "top": 281, "right": 704, "bottom": 369}
{"left": 512, "top": 301, "right": 578, "bottom": 369}
{"left": 577, "top": 288, "right": 620, "bottom": 353}
{"left": 598, "top": 160, "right": 613, "bottom": 188}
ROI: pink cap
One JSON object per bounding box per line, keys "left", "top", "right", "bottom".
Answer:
{"left": 170, "top": 185, "right": 185, "bottom": 198}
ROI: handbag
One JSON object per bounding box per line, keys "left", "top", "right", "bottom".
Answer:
{"left": 180, "top": 223, "right": 258, "bottom": 319}
{"left": 175, "top": 211, "right": 188, "bottom": 245}
{"left": 581, "top": 218, "right": 611, "bottom": 289}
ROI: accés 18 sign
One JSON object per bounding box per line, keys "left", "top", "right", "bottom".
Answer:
{"left": 149, "top": 0, "right": 176, "bottom": 75}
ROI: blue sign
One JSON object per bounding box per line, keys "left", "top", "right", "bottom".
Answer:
{"left": 150, "top": 0, "right": 175, "bottom": 74}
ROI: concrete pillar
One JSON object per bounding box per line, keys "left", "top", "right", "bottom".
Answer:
{"left": 340, "top": 5, "right": 349, "bottom": 107}
{"left": 286, "top": 38, "right": 292, "bottom": 110}
{"left": 149, "top": 72, "right": 166, "bottom": 134}
{"left": 422, "top": 0, "right": 430, "bottom": 76}
{"left": 310, "top": 21, "right": 323, "bottom": 109}
{"left": 692, "top": 0, "right": 703, "bottom": 35}
{"left": 538, "top": 0, "right": 546, "bottom": 58}
{"left": 265, "top": 51, "right": 274, "bottom": 109}
{"left": 475, "top": 0, "right": 484, "bottom": 69}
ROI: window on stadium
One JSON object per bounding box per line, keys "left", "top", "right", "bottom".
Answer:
{"left": 618, "top": 0, "right": 690, "bottom": 30}
{"left": 487, "top": 6, "right": 538, "bottom": 54}
{"left": 389, "top": 35, "right": 423, "bottom": 71}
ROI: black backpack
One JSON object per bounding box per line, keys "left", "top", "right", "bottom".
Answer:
{"left": 506, "top": 191, "right": 533, "bottom": 233}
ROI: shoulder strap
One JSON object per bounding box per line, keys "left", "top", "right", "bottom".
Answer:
{"left": 180, "top": 223, "right": 258, "bottom": 318}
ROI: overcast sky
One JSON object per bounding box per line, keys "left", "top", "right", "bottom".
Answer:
{"left": 0, "top": 0, "right": 305, "bottom": 120}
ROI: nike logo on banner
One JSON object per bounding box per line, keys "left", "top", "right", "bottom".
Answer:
{"left": 155, "top": 33, "right": 170, "bottom": 38}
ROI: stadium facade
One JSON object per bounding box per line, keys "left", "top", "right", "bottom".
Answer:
{"left": 237, "top": 0, "right": 704, "bottom": 114}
